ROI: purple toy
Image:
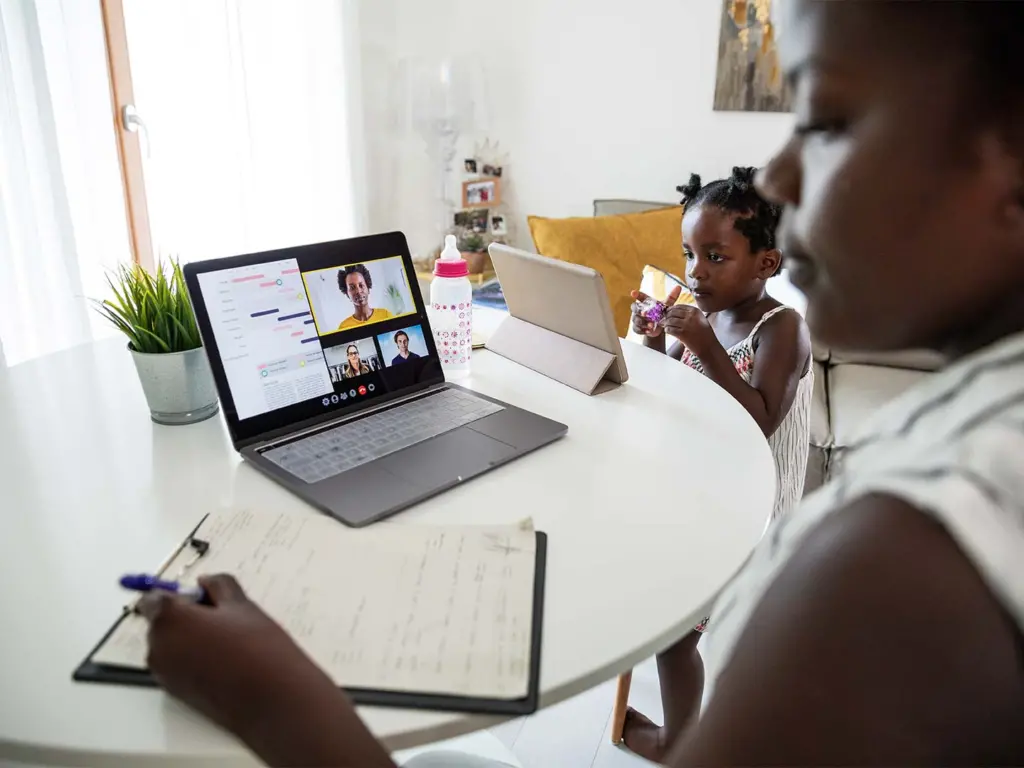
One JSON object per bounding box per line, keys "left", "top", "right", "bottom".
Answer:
{"left": 633, "top": 297, "right": 668, "bottom": 325}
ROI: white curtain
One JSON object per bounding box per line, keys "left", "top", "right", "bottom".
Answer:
{"left": 0, "top": 0, "right": 362, "bottom": 367}
{"left": 0, "top": 0, "right": 129, "bottom": 367}
{"left": 122, "top": 0, "right": 362, "bottom": 265}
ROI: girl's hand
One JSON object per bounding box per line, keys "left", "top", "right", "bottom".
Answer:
{"left": 630, "top": 286, "right": 682, "bottom": 338}
{"left": 663, "top": 304, "right": 715, "bottom": 357}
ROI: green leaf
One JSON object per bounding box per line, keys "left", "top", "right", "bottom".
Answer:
{"left": 91, "top": 256, "right": 203, "bottom": 353}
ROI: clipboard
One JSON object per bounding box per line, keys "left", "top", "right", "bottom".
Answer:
{"left": 73, "top": 516, "right": 548, "bottom": 718}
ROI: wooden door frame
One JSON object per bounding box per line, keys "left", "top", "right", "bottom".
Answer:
{"left": 99, "top": 0, "right": 154, "bottom": 271}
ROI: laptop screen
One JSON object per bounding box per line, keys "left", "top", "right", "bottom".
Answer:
{"left": 186, "top": 234, "right": 445, "bottom": 445}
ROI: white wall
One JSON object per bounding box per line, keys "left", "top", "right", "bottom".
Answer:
{"left": 355, "top": 0, "right": 796, "bottom": 257}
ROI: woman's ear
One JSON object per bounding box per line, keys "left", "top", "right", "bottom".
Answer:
{"left": 758, "top": 248, "right": 783, "bottom": 280}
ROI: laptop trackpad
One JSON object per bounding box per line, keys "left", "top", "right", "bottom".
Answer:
{"left": 379, "top": 427, "right": 515, "bottom": 487}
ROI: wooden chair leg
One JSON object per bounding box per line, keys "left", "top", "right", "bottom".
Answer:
{"left": 609, "top": 670, "right": 633, "bottom": 744}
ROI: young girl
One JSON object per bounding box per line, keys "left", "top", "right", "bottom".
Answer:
{"left": 634, "top": 167, "right": 812, "bottom": 522}
{"left": 133, "top": 3, "right": 1024, "bottom": 765}
{"left": 620, "top": 168, "right": 813, "bottom": 760}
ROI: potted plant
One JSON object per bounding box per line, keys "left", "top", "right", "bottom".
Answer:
{"left": 457, "top": 230, "right": 491, "bottom": 274}
{"left": 94, "top": 260, "right": 219, "bottom": 425}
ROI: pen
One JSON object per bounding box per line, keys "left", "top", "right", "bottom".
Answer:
{"left": 120, "top": 573, "right": 209, "bottom": 603}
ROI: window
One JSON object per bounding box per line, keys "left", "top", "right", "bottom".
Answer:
{"left": 109, "top": 0, "right": 361, "bottom": 266}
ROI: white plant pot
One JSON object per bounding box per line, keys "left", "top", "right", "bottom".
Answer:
{"left": 129, "top": 345, "right": 219, "bottom": 425}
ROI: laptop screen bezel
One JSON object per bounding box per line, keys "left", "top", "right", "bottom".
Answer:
{"left": 183, "top": 232, "right": 446, "bottom": 449}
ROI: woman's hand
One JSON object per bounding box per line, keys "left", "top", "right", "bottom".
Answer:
{"left": 663, "top": 303, "right": 715, "bottom": 358}
{"left": 631, "top": 285, "right": 683, "bottom": 338}
{"left": 139, "top": 574, "right": 393, "bottom": 767}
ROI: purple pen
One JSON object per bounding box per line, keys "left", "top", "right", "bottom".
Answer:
{"left": 120, "top": 573, "right": 208, "bottom": 603}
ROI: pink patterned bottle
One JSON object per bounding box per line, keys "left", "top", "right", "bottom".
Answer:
{"left": 430, "top": 235, "right": 473, "bottom": 380}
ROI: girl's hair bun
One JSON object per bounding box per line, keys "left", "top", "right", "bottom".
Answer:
{"left": 729, "top": 166, "right": 758, "bottom": 192}
{"left": 673, "top": 166, "right": 780, "bottom": 253}
{"left": 676, "top": 173, "right": 703, "bottom": 204}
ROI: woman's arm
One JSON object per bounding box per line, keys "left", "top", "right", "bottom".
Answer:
{"left": 140, "top": 576, "right": 395, "bottom": 768}
{"left": 668, "top": 495, "right": 1024, "bottom": 766}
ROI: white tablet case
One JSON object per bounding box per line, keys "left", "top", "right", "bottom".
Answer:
{"left": 486, "top": 245, "right": 627, "bottom": 395}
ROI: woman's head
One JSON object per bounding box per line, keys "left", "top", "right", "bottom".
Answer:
{"left": 678, "top": 167, "right": 783, "bottom": 313}
{"left": 346, "top": 345, "right": 361, "bottom": 366}
{"left": 339, "top": 264, "right": 372, "bottom": 309}
{"left": 757, "top": 0, "right": 1024, "bottom": 354}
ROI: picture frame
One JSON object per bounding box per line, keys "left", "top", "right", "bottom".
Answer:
{"left": 490, "top": 214, "right": 507, "bottom": 236}
{"left": 464, "top": 158, "right": 478, "bottom": 174}
{"left": 462, "top": 178, "right": 501, "bottom": 209}
{"left": 454, "top": 209, "right": 490, "bottom": 234}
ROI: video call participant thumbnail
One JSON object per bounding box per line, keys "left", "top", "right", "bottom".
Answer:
{"left": 377, "top": 324, "right": 429, "bottom": 369}
{"left": 323, "top": 338, "right": 380, "bottom": 383}
{"left": 391, "top": 330, "right": 420, "bottom": 366}
{"left": 303, "top": 257, "right": 416, "bottom": 337}
{"left": 342, "top": 344, "right": 370, "bottom": 378}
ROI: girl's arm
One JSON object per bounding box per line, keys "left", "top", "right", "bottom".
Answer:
{"left": 673, "top": 308, "right": 810, "bottom": 437}
{"left": 641, "top": 332, "right": 686, "bottom": 361}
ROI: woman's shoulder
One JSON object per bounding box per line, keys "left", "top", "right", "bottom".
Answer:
{"left": 710, "top": 334, "right": 1024, "bottom": 674}
{"left": 707, "top": 331, "right": 1024, "bottom": 661}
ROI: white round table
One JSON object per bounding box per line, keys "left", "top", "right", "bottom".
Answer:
{"left": 0, "top": 335, "right": 774, "bottom": 767}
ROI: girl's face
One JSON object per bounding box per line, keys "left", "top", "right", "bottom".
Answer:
{"left": 758, "top": 1, "right": 1024, "bottom": 354}
{"left": 682, "top": 205, "right": 779, "bottom": 314}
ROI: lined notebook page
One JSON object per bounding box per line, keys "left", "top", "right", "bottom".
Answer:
{"left": 92, "top": 507, "right": 537, "bottom": 700}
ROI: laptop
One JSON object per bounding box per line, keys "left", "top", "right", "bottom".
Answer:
{"left": 183, "top": 232, "right": 567, "bottom": 527}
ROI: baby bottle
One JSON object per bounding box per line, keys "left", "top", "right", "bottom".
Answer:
{"left": 430, "top": 235, "right": 473, "bottom": 379}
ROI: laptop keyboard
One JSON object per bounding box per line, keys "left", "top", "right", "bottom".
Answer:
{"left": 262, "top": 388, "right": 505, "bottom": 484}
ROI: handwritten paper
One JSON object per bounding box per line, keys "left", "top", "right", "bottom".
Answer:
{"left": 92, "top": 507, "right": 537, "bottom": 699}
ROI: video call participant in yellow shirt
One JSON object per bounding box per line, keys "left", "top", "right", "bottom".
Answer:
{"left": 337, "top": 263, "right": 394, "bottom": 331}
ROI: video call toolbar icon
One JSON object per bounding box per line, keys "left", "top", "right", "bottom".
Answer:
{"left": 331, "top": 394, "right": 339, "bottom": 404}
{"left": 358, "top": 386, "right": 367, "bottom": 396}
{"left": 321, "top": 397, "right": 331, "bottom": 407}
{"left": 349, "top": 389, "right": 357, "bottom": 398}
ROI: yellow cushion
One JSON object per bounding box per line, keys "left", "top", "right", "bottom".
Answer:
{"left": 528, "top": 206, "right": 691, "bottom": 336}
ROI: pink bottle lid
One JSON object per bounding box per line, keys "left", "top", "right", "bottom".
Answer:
{"left": 434, "top": 235, "right": 469, "bottom": 278}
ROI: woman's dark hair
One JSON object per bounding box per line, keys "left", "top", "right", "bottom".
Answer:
{"left": 677, "top": 167, "right": 781, "bottom": 253}
{"left": 958, "top": 3, "right": 1024, "bottom": 133}
{"left": 338, "top": 264, "right": 372, "bottom": 294}
{"left": 346, "top": 345, "right": 359, "bottom": 355}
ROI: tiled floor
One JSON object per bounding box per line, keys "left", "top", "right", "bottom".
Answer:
{"left": 488, "top": 656, "right": 663, "bottom": 768}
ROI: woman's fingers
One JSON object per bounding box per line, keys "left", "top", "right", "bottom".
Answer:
{"left": 198, "top": 574, "right": 247, "bottom": 605}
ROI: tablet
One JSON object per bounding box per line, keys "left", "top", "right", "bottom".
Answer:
{"left": 488, "top": 244, "right": 628, "bottom": 385}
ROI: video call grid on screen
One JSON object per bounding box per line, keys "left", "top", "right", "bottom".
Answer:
{"left": 195, "top": 247, "right": 438, "bottom": 426}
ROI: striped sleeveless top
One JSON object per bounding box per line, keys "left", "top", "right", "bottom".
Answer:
{"left": 702, "top": 329, "right": 1024, "bottom": 707}
{"left": 681, "top": 306, "right": 813, "bottom": 522}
